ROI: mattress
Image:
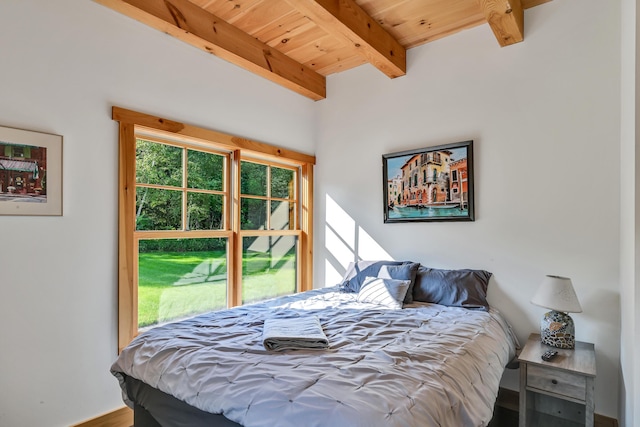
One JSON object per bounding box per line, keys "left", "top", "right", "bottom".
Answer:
{"left": 112, "top": 286, "right": 518, "bottom": 427}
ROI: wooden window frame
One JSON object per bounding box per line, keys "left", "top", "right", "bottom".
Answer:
{"left": 114, "top": 107, "right": 315, "bottom": 352}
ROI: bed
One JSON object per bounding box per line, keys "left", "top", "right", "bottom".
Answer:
{"left": 112, "top": 261, "right": 519, "bottom": 427}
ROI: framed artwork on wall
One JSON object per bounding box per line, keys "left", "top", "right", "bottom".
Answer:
{"left": 382, "top": 140, "right": 474, "bottom": 223}
{"left": 0, "top": 125, "right": 62, "bottom": 216}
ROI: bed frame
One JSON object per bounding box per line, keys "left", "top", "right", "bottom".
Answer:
{"left": 126, "top": 376, "right": 241, "bottom": 427}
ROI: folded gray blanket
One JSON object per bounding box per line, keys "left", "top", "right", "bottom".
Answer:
{"left": 262, "top": 316, "right": 329, "bottom": 351}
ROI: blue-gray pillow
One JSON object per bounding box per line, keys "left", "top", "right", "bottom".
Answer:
{"left": 412, "top": 267, "right": 492, "bottom": 311}
{"left": 378, "top": 263, "right": 420, "bottom": 304}
{"left": 356, "top": 276, "right": 411, "bottom": 309}
{"left": 339, "top": 260, "right": 408, "bottom": 293}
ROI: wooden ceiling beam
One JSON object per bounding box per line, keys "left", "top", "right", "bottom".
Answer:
{"left": 475, "top": 0, "right": 525, "bottom": 47}
{"left": 95, "top": 0, "right": 326, "bottom": 100}
{"left": 286, "top": 0, "right": 406, "bottom": 78}
{"left": 522, "top": 0, "right": 552, "bottom": 8}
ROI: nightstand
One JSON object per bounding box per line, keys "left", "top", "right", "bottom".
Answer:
{"left": 518, "top": 333, "right": 596, "bottom": 427}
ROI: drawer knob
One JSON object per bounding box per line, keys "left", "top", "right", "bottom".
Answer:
{"left": 551, "top": 379, "right": 558, "bottom": 385}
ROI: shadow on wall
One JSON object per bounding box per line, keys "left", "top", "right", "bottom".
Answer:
{"left": 580, "top": 289, "right": 620, "bottom": 335}
{"left": 324, "top": 193, "right": 393, "bottom": 286}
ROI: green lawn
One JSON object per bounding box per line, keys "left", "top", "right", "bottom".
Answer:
{"left": 138, "top": 250, "right": 296, "bottom": 328}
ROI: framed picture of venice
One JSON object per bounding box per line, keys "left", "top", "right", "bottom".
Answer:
{"left": 382, "top": 140, "right": 474, "bottom": 223}
{"left": 0, "top": 125, "right": 62, "bottom": 216}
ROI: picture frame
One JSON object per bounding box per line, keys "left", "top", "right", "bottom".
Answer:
{"left": 383, "top": 140, "right": 474, "bottom": 223}
{"left": 0, "top": 125, "right": 62, "bottom": 216}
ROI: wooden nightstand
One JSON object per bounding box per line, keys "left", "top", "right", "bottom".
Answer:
{"left": 518, "top": 333, "right": 596, "bottom": 427}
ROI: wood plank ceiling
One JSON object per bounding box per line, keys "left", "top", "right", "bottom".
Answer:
{"left": 95, "top": 0, "right": 552, "bottom": 100}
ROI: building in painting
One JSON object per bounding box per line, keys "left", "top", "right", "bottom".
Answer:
{"left": 398, "top": 150, "right": 454, "bottom": 206}
{"left": 387, "top": 176, "right": 401, "bottom": 207}
{"left": 400, "top": 154, "right": 420, "bottom": 206}
{"left": 449, "top": 158, "right": 468, "bottom": 209}
{"left": 0, "top": 143, "right": 47, "bottom": 195}
{"left": 419, "top": 150, "right": 451, "bottom": 205}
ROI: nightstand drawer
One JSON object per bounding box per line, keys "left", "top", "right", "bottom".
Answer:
{"left": 527, "top": 365, "right": 586, "bottom": 401}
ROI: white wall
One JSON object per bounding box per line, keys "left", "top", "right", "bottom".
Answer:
{"left": 315, "top": 0, "right": 621, "bottom": 418}
{"left": 0, "top": 1, "right": 315, "bottom": 426}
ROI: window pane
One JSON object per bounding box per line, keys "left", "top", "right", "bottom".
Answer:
{"left": 187, "top": 149, "right": 224, "bottom": 191}
{"left": 187, "top": 192, "right": 224, "bottom": 230}
{"left": 136, "top": 187, "right": 182, "bottom": 230}
{"left": 241, "top": 198, "right": 267, "bottom": 230}
{"left": 241, "top": 161, "right": 267, "bottom": 196}
{"left": 138, "top": 238, "right": 228, "bottom": 328}
{"left": 271, "top": 167, "right": 294, "bottom": 199}
{"left": 136, "top": 140, "right": 182, "bottom": 187}
{"left": 270, "top": 200, "right": 294, "bottom": 230}
{"left": 242, "top": 235, "right": 297, "bottom": 305}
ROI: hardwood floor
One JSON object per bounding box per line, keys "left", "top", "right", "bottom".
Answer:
{"left": 489, "top": 405, "right": 520, "bottom": 427}
{"left": 70, "top": 407, "right": 132, "bottom": 427}
{"left": 489, "top": 388, "right": 618, "bottom": 427}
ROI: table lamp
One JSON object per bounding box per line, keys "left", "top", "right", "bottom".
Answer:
{"left": 531, "top": 275, "right": 582, "bottom": 349}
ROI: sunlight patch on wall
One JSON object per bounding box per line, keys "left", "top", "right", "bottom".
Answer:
{"left": 325, "top": 259, "right": 343, "bottom": 287}
{"left": 325, "top": 194, "right": 356, "bottom": 250}
{"left": 325, "top": 224, "right": 354, "bottom": 268}
{"left": 357, "top": 226, "right": 392, "bottom": 260}
{"left": 324, "top": 194, "right": 394, "bottom": 287}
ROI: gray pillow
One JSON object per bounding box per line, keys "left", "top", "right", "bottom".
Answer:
{"left": 412, "top": 267, "right": 492, "bottom": 311}
{"left": 338, "top": 260, "right": 408, "bottom": 293}
{"left": 378, "top": 263, "right": 420, "bottom": 304}
{"left": 356, "top": 276, "right": 411, "bottom": 309}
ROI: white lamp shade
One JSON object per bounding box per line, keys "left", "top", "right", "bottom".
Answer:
{"left": 531, "top": 275, "right": 582, "bottom": 313}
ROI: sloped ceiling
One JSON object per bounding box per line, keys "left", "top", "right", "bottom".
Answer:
{"left": 95, "top": 0, "right": 552, "bottom": 100}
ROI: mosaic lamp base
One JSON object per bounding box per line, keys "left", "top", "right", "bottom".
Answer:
{"left": 540, "top": 310, "right": 576, "bottom": 349}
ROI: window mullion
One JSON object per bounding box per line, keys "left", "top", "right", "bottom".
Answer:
{"left": 266, "top": 165, "right": 271, "bottom": 230}
{"left": 182, "top": 148, "right": 188, "bottom": 231}
{"left": 230, "top": 150, "right": 242, "bottom": 308}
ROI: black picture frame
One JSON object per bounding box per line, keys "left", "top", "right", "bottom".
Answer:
{"left": 382, "top": 140, "right": 474, "bottom": 223}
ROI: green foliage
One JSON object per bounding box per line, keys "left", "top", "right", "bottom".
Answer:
{"left": 139, "top": 238, "right": 226, "bottom": 253}
{"left": 241, "top": 161, "right": 267, "bottom": 196}
{"left": 135, "top": 140, "right": 227, "bottom": 231}
{"left": 188, "top": 149, "right": 223, "bottom": 191}
{"left": 136, "top": 187, "right": 182, "bottom": 230}
{"left": 187, "top": 192, "right": 223, "bottom": 230}
{"left": 271, "top": 166, "right": 294, "bottom": 199}
{"left": 240, "top": 162, "right": 295, "bottom": 230}
{"left": 136, "top": 140, "right": 182, "bottom": 186}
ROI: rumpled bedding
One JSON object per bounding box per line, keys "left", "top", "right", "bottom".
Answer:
{"left": 112, "top": 286, "right": 518, "bottom": 427}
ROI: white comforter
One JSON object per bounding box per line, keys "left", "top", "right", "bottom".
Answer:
{"left": 112, "top": 287, "right": 518, "bottom": 427}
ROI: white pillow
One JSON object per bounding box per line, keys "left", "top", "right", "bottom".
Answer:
{"left": 356, "top": 276, "right": 411, "bottom": 309}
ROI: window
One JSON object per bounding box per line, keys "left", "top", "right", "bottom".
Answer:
{"left": 240, "top": 161, "right": 298, "bottom": 304}
{"left": 114, "top": 108, "right": 314, "bottom": 351}
{"left": 134, "top": 139, "right": 229, "bottom": 329}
